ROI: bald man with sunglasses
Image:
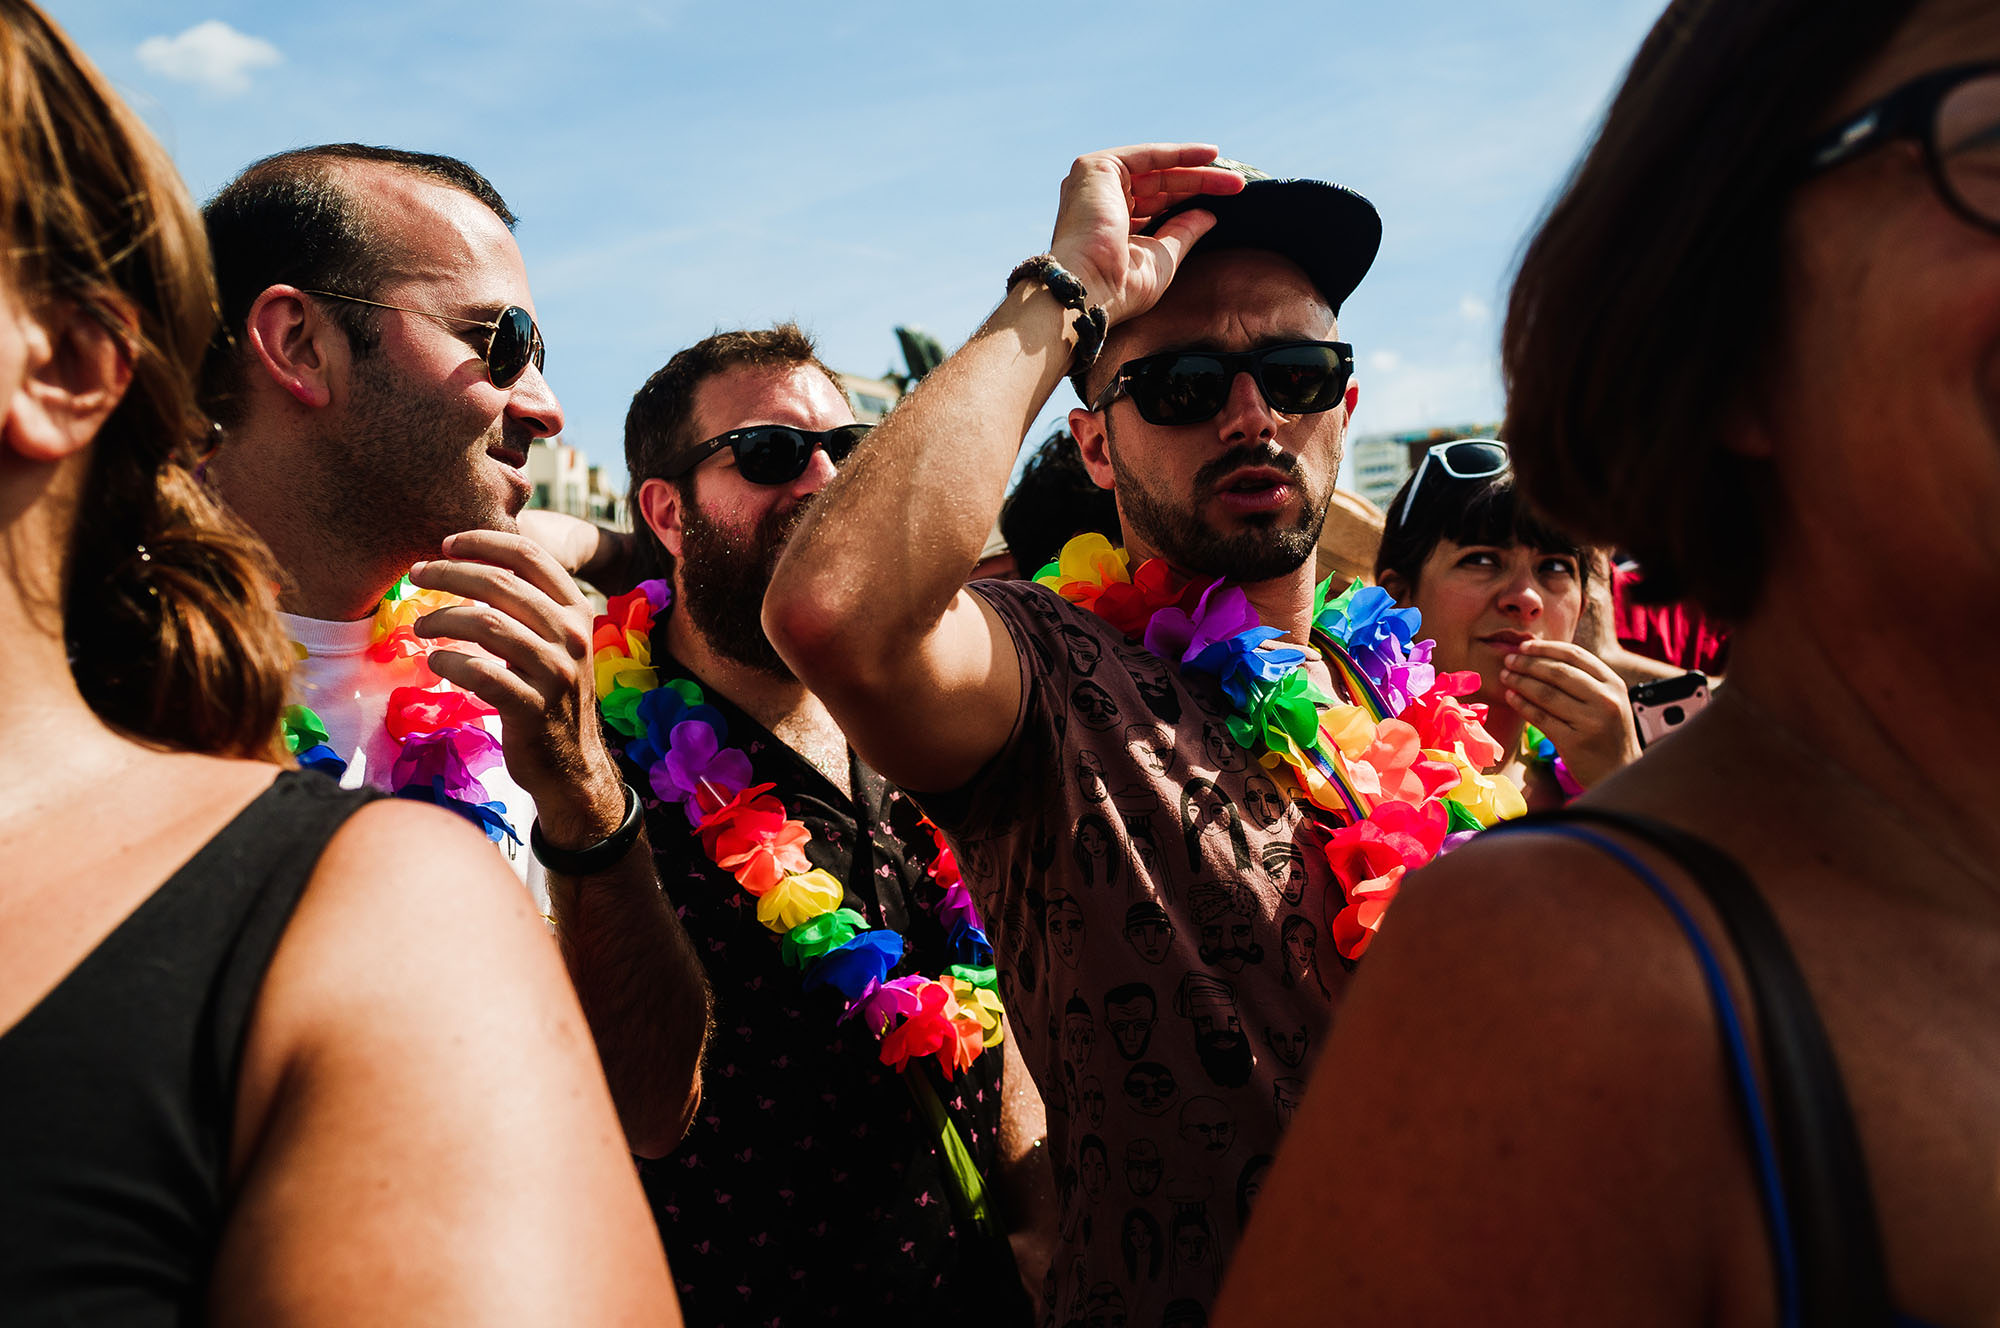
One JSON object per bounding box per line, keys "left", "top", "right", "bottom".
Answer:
{"left": 763, "top": 147, "right": 1401, "bottom": 1323}
{"left": 200, "top": 144, "right": 709, "bottom": 1161}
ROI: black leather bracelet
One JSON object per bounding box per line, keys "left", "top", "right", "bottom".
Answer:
{"left": 1007, "top": 254, "right": 1108, "bottom": 390}
{"left": 530, "top": 781, "right": 643, "bottom": 876}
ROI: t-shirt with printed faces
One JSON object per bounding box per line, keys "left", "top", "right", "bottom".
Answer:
{"left": 282, "top": 611, "right": 549, "bottom": 914}
{"left": 918, "top": 579, "right": 1350, "bottom": 1328}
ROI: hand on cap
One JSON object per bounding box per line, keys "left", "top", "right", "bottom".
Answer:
{"left": 1051, "top": 144, "right": 1245, "bottom": 327}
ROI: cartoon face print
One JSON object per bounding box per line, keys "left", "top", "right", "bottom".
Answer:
{"left": 1126, "top": 722, "right": 1178, "bottom": 779}
{"left": 1125, "top": 653, "right": 1183, "bottom": 724}
{"left": 1103, "top": 982, "right": 1158, "bottom": 1060}
{"left": 1124, "top": 1139, "right": 1164, "bottom": 1196}
{"left": 1025, "top": 630, "right": 1058, "bottom": 677}
{"left": 1123, "top": 901, "right": 1175, "bottom": 965}
{"left": 1056, "top": 623, "right": 1104, "bottom": 676}
{"left": 1084, "top": 1283, "right": 1127, "bottom": 1328}
{"left": 1079, "top": 1134, "right": 1109, "bottom": 1201}
{"left": 1189, "top": 881, "right": 1265, "bottom": 974}
{"left": 1076, "top": 749, "right": 1110, "bottom": 802}
{"left": 1046, "top": 891, "right": 1085, "bottom": 968}
{"left": 1236, "top": 1154, "right": 1274, "bottom": 1231}
{"left": 1123, "top": 1061, "right": 1181, "bottom": 1117}
{"left": 1202, "top": 720, "right": 1248, "bottom": 773}
{"left": 1080, "top": 1075, "right": 1106, "bottom": 1129}
{"left": 1242, "top": 775, "right": 1288, "bottom": 830}
{"left": 1180, "top": 778, "right": 1253, "bottom": 875}
{"left": 1262, "top": 842, "right": 1310, "bottom": 907}
{"left": 1178, "top": 1096, "right": 1237, "bottom": 1155}
{"left": 1122, "top": 1206, "right": 1163, "bottom": 1282}
{"left": 1263, "top": 1020, "right": 1310, "bottom": 1070}
{"left": 1062, "top": 995, "right": 1095, "bottom": 1070}
{"left": 1170, "top": 1201, "right": 1217, "bottom": 1291}
{"left": 1274, "top": 1077, "right": 1308, "bottom": 1128}
{"left": 1281, "top": 914, "right": 1328, "bottom": 996}
{"left": 1073, "top": 811, "right": 1120, "bottom": 888}
{"left": 1177, "top": 971, "right": 1255, "bottom": 1089}
{"left": 1124, "top": 814, "right": 1165, "bottom": 883}
{"left": 1072, "top": 680, "right": 1120, "bottom": 732}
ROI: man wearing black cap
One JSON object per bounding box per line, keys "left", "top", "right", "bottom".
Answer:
{"left": 766, "top": 143, "right": 1382, "bottom": 1320}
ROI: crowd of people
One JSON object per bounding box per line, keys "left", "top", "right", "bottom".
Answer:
{"left": 1, "top": 0, "right": 1994, "bottom": 1323}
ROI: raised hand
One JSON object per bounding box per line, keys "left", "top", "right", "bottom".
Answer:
{"left": 409, "top": 529, "right": 626, "bottom": 848}
{"left": 1050, "top": 143, "right": 1246, "bottom": 327}
{"left": 1499, "top": 638, "right": 1644, "bottom": 788}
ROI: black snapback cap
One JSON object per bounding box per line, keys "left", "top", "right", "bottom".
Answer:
{"left": 1143, "top": 158, "right": 1382, "bottom": 315}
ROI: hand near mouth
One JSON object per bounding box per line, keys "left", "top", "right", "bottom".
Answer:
{"left": 1497, "top": 638, "right": 1642, "bottom": 788}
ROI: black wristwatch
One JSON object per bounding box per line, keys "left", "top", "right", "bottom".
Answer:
{"left": 530, "top": 781, "right": 643, "bottom": 875}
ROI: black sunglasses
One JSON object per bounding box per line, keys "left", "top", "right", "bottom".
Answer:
{"left": 304, "top": 290, "right": 547, "bottom": 388}
{"left": 1805, "top": 60, "right": 2000, "bottom": 235}
{"left": 666, "top": 423, "right": 873, "bottom": 485}
{"left": 1093, "top": 340, "right": 1355, "bottom": 427}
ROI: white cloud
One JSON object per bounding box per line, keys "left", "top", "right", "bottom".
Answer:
{"left": 1367, "top": 349, "right": 1402, "bottom": 374}
{"left": 1458, "top": 294, "right": 1492, "bottom": 324}
{"left": 137, "top": 21, "right": 281, "bottom": 97}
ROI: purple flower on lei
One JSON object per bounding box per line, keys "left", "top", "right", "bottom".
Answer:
{"left": 654, "top": 716, "right": 754, "bottom": 823}
{"left": 1144, "top": 580, "right": 1306, "bottom": 705}
{"left": 390, "top": 725, "right": 503, "bottom": 800}
{"left": 1377, "top": 637, "right": 1438, "bottom": 714}
{"left": 636, "top": 577, "right": 674, "bottom": 614}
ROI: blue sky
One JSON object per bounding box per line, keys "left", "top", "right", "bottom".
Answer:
{"left": 55, "top": 0, "right": 1663, "bottom": 488}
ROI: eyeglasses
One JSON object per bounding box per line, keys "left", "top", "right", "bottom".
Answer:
{"left": 1093, "top": 340, "right": 1355, "bottom": 427}
{"left": 303, "top": 289, "right": 546, "bottom": 388}
{"left": 1396, "top": 438, "right": 1509, "bottom": 528}
{"left": 666, "top": 423, "right": 873, "bottom": 485}
{"left": 1805, "top": 60, "right": 2000, "bottom": 235}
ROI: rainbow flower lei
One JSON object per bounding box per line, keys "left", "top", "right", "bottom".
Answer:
{"left": 590, "top": 579, "right": 1004, "bottom": 1079}
{"left": 1035, "top": 534, "right": 1527, "bottom": 960}
{"left": 281, "top": 575, "right": 520, "bottom": 844}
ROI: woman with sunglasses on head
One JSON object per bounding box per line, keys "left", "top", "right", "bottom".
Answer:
{"left": 1216, "top": 0, "right": 1999, "bottom": 1325}
{"left": 1374, "top": 439, "right": 1641, "bottom": 811}
{"left": 0, "top": 4, "right": 678, "bottom": 1322}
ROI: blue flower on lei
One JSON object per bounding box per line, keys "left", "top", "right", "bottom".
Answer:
{"left": 1316, "top": 581, "right": 1423, "bottom": 677}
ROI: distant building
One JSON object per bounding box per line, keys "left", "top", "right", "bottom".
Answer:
{"left": 526, "top": 436, "right": 627, "bottom": 527}
{"left": 1348, "top": 423, "right": 1504, "bottom": 511}
{"left": 837, "top": 371, "right": 902, "bottom": 423}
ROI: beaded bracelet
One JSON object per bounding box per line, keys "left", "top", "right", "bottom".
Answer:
{"left": 1006, "top": 254, "right": 1107, "bottom": 392}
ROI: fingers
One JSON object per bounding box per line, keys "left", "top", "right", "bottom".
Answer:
{"left": 1510, "top": 638, "right": 1624, "bottom": 688}
{"left": 441, "top": 529, "right": 588, "bottom": 611}
{"left": 410, "top": 542, "right": 591, "bottom": 662}
{"left": 1129, "top": 166, "right": 1246, "bottom": 203}
{"left": 427, "top": 646, "right": 544, "bottom": 718}
{"left": 1500, "top": 653, "right": 1605, "bottom": 713}
{"left": 1145, "top": 207, "right": 1219, "bottom": 269}
{"left": 1091, "top": 143, "right": 1227, "bottom": 175}
{"left": 416, "top": 604, "right": 570, "bottom": 697}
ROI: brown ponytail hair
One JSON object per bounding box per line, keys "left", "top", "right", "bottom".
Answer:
{"left": 1, "top": 0, "right": 291, "bottom": 758}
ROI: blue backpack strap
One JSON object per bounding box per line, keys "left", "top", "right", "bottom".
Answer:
{"left": 1487, "top": 808, "right": 1895, "bottom": 1328}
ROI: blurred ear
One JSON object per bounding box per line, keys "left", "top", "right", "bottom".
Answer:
{"left": 244, "top": 285, "right": 339, "bottom": 409}
{"left": 1069, "top": 407, "right": 1116, "bottom": 490}
{"left": 1377, "top": 567, "right": 1412, "bottom": 607}
{"left": 4, "top": 299, "right": 133, "bottom": 463}
{"left": 636, "top": 476, "right": 686, "bottom": 561}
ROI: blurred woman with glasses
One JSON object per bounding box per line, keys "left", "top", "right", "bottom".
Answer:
{"left": 0, "top": 2, "right": 678, "bottom": 1321}
{"left": 1375, "top": 439, "right": 1641, "bottom": 810}
{"left": 1217, "top": 0, "right": 1999, "bottom": 1324}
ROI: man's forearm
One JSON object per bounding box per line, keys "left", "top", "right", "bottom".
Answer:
{"left": 549, "top": 838, "right": 712, "bottom": 1159}
{"left": 768, "top": 285, "right": 1073, "bottom": 656}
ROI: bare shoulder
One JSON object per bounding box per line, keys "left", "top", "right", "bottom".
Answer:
{"left": 1213, "top": 826, "right": 1771, "bottom": 1326}
{"left": 217, "top": 798, "right": 676, "bottom": 1327}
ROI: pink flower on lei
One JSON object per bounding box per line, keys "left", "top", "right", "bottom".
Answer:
{"left": 1323, "top": 799, "right": 1447, "bottom": 960}
{"left": 1399, "top": 670, "right": 1507, "bottom": 771}
{"left": 1344, "top": 717, "right": 1461, "bottom": 805}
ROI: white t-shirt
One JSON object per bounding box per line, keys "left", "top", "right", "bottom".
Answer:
{"left": 282, "top": 611, "right": 550, "bottom": 914}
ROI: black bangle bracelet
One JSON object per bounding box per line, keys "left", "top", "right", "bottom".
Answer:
{"left": 530, "top": 781, "right": 643, "bottom": 876}
{"left": 1007, "top": 253, "right": 1107, "bottom": 388}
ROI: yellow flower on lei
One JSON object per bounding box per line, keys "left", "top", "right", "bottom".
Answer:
{"left": 946, "top": 977, "right": 1007, "bottom": 1047}
{"left": 1033, "top": 531, "right": 1130, "bottom": 594}
{"left": 756, "top": 867, "right": 844, "bottom": 931}
{"left": 1431, "top": 747, "right": 1528, "bottom": 825}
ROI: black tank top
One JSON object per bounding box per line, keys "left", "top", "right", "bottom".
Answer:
{"left": 0, "top": 770, "right": 374, "bottom": 1325}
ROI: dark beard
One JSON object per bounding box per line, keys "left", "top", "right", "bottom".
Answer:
{"left": 676, "top": 495, "right": 811, "bottom": 677}
{"left": 1108, "top": 424, "right": 1332, "bottom": 582}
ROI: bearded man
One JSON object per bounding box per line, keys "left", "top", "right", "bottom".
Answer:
{"left": 614, "top": 326, "right": 1047, "bottom": 1326}
{"left": 764, "top": 147, "right": 1510, "bottom": 1321}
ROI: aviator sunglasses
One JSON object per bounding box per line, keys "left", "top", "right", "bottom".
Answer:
{"left": 304, "top": 290, "right": 546, "bottom": 388}
{"left": 666, "top": 422, "right": 874, "bottom": 485}
{"left": 1397, "top": 438, "right": 1510, "bottom": 527}
{"left": 1092, "top": 340, "right": 1355, "bottom": 427}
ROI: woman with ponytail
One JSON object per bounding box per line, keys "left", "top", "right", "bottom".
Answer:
{"left": 0, "top": 3, "right": 679, "bottom": 1322}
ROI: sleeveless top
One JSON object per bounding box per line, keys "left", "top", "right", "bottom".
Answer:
{"left": 0, "top": 771, "right": 375, "bottom": 1325}
{"left": 1488, "top": 808, "right": 1937, "bottom": 1328}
